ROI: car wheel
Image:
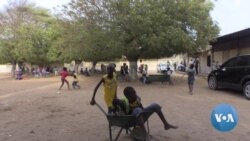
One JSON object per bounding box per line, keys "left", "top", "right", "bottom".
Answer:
{"left": 243, "top": 81, "right": 250, "bottom": 100}
{"left": 208, "top": 76, "right": 217, "bottom": 90}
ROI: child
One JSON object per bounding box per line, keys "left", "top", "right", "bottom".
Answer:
{"left": 113, "top": 86, "right": 178, "bottom": 135}
{"left": 90, "top": 64, "right": 118, "bottom": 113}
{"left": 59, "top": 67, "right": 70, "bottom": 90}
{"left": 120, "top": 66, "right": 125, "bottom": 81}
{"left": 72, "top": 75, "right": 80, "bottom": 89}
{"left": 187, "top": 64, "right": 195, "bottom": 94}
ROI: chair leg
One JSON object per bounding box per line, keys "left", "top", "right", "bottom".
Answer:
{"left": 114, "top": 128, "right": 123, "bottom": 141}
{"left": 109, "top": 124, "right": 112, "bottom": 141}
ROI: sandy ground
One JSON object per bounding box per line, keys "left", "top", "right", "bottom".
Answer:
{"left": 0, "top": 73, "right": 250, "bottom": 141}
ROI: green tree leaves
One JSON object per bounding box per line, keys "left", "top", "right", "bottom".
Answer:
{"left": 0, "top": 0, "right": 219, "bottom": 76}
{"left": 0, "top": 1, "right": 57, "bottom": 65}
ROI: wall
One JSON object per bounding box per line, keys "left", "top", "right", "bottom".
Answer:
{"left": 0, "top": 64, "right": 12, "bottom": 73}
{"left": 65, "top": 54, "right": 187, "bottom": 74}
{"left": 239, "top": 47, "right": 250, "bottom": 55}
{"left": 199, "top": 51, "right": 212, "bottom": 75}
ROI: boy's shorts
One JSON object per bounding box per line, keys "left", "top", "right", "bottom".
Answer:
{"left": 188, "top": 79, "right": 194, "bottom": 85}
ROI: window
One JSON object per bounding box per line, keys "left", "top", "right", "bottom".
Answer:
{"left": 237, "top": 56, "right": 250, "bottom": 66}
{"left": 223, "top": 58, "right": 237, "bottom": 68}
{"left": 207, "top": 55, "right": 211, "bottom": 67}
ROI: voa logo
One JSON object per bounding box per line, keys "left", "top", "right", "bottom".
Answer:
{"left": 211, "top": 103, "right": 238, "bottom": 132}
{"left": 214, "top": 113, "right": 235, "bottom": 123}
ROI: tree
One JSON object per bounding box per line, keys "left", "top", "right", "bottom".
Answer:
{"left": 106, "top": 0, "right": 219, "bottom": 80}
{"left": 57, "top": 0, "right": 219, "bottom": 79}
{"left": 55, "top": 0, "right": 122, "bottom": 72}
{"left": 0, "top": 0, "right": 56, "bottom": 76}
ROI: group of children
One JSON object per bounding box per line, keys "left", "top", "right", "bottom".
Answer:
{"left": 58, "top": 67, "right": 80, "bottom": 91}
{"left": 58, "top": 63, "right": 197, "bottom": 138}
{"left": 90, "top": 64, "right": 178, "bottom": 138}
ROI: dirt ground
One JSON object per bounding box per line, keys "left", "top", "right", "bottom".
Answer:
{"left": 0, "top": 73, "right": 250, "bottom": 141}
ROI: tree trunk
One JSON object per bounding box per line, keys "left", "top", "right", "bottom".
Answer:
{"left": 11, "top": 61, "right": 16, "bottom": 78}
{"left": 74, "top": 60, "right": 82, "bottom": 74}
{"left": 91, "top": 61, "right": 97, "bottom": 73}
{"left": 128, "top": 61, "right": 138, "bottom": 81}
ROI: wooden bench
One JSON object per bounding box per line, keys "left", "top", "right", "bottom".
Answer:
{"left": 147, "top": 74, "right": 170, "bottom": 83}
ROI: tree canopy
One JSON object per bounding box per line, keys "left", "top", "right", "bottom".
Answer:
{"left": 0, "top": 0, "right": 219, "bottom": 77}
{"left": 104, "top": 0, "right": 219, "bottom": 61}
{"left": 0, "top": 0, "right": 57, "bottom": 65}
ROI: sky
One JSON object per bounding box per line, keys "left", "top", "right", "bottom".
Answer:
{"left": 0, "top": 0, "right": 250, "bottom": 36}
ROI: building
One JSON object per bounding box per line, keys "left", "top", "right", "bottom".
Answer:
{"left": 194, "top": 28, "right": 250, "bottom": 76}
{"left": 211, "top": 28, "right": 250, "bottom": 66}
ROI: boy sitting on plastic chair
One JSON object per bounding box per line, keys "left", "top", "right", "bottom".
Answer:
{"left": 113, "top": 86, "right": 178, "bottom": 137}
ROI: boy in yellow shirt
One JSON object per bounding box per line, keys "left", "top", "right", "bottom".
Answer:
{"left": 90, "top": 64, "right": 117, "bottom": 113}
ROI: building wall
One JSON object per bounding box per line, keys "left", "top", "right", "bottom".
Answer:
{"left": 199, "top": 51, "right": 212, "bottom": 75}
{"left": 0, "top": 64, "right": 12, "bottom": 73}
{"left": 213, "top": 51, "right": 223, "bottom": 65}
{"left": 213, "top": 47, "right": 250, "bottom": 67}
{"left": 65, "top": 54, "right": 188, "bottom": 74}
{"left": 239, "top": 47, "right": 250, "bottom": 55}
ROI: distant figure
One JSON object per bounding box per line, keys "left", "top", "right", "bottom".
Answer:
{"left": 72, "top": 75, "right": 80, "bottom": 89}
{"left": 54, "top": 66, "right": 58, "bottom": 76}
{"left": 194, "top": 58, "right": 199, "bottom": 75}
{"left": 101, "top": 64, "right": 105, "bottom": 73}
{"left": 183, "top": 59, "right": 187, "bottom": 68}
{"left": 16, "top": 70, "right": 22, "bottom": 80}
{"left": 173, "top": 62, "right": 177, "bottom": 71}
{"left": 85, "top": 68, "right": 90, "bottom": 76}
{"left": 59, "top": 67, "right": 70, "bottom": 90}
{"left": 123, "top": 63, "right": 129, "bottom": 81}
{"left": 141, "top": 69, "right": 147, "bottom": 83}
{"left": 144, "top": 64, "right": 148, "bottom": 74}
{"left": 187, "top": 64, "right": 195, "bottom": 95}
{"left": 120, "top": 66, "right": 125, "bottom": 81}
{"left": 80, "top": 68, "right": 84, "bottom": 75}
{"left": 138, "top": 64, "right": 144, "bottom": 73}
{"left": 162, "top": 69, "right": 174, "bottom": 85}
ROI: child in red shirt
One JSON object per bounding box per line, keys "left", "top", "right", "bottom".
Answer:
{"left": 59, "top": 67, "right": 70, "bottom": 90}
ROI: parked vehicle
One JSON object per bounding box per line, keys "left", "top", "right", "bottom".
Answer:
{"left": 207, "top": 55, "right": 250, "bottom": 100}
{"left": 177, "top": 63, "right": 186, "bottom": 72}
{"left": 157, "top": 63, "right": 174, "bottom": 74}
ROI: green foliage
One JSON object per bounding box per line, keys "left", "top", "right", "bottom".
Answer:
{"left": 54, "top": 0, "right": 123, "bottom": 63}
{"left": 49, "top": 20, "right": 87, "bottom": 63}
{"left": 106, "top": 0, "right": 219, "bottom": 60}
{"left": 0, "top": 1, "right": 58, "bottom": 65}
{"left": 0, "top": 0, "right": 219, "bottom": 67}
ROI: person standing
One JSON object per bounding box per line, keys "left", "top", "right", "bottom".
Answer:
{"left": 144, "top": 64, "right": 148, "bottom": 74}
{"left": 123, "top": 63, "right": 129, "bottom": 81}
{"left": 194, "top": 58, "right": 199, "bottom": 75}
{"left": 187, "top": 64, "right": 195, "bottom": 94}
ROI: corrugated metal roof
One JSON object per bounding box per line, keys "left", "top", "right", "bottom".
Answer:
{"left": 211, "top": 28, "right": 250, "bottom": 45}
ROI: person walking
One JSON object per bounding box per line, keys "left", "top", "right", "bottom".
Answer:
{"left": 187, "top": 64, "right": 195, "bottom": 94}
{"left": 90, "top": 64, "right": 118, "bottom": 113}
